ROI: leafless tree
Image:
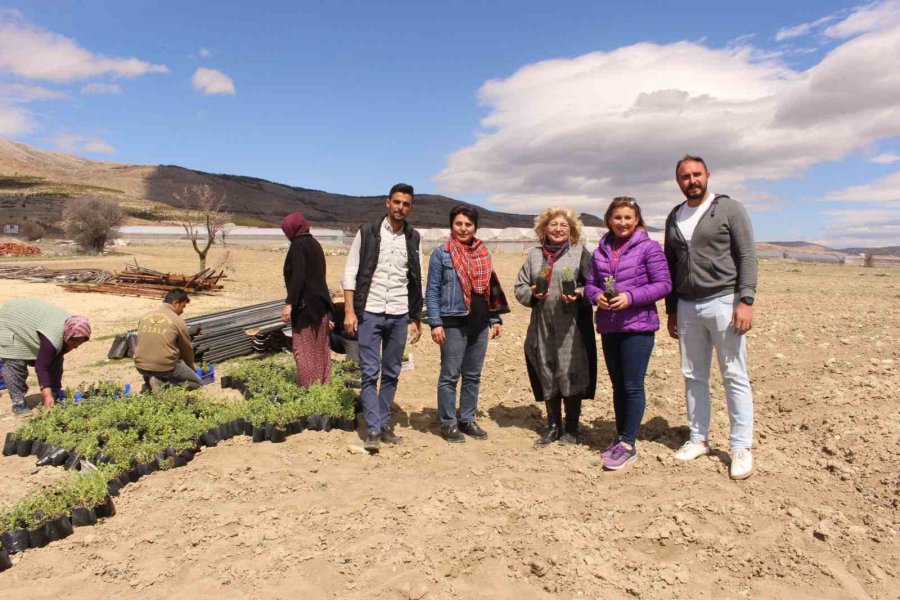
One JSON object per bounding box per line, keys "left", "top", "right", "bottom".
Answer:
{"left": 175, "top": 184, "right": 230, "bottom": 271}
{"left": 64, "top": 198, "right": 124, "bottom": 253}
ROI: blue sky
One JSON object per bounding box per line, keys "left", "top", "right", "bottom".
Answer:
{"left": 1, "top": 0, "right": 899, "bottom": 247}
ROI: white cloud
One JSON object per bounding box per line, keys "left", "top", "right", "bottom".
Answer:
{"left": 0, "top": 82, "right": 68, "bottom": 102}
{"left": 871, "top": 153, "right": 900, "bottom": 164}
{"left": 0, "top": 18, "right": 169, "bottom": 82}
{"left": 52, "top": 134, "right": 116, "bottom": 155}
{"left": 824, "top": 0, "right": 900, "bottom": 38}
{"left": 774, "top": 15, "right": 838, "bottom": 41}
{"left": 435, "top": 15, "right": 900, "bottom": 247}
{"left": 0, "top": 105, "right": 34, "bottom": 136}
{"left": 816, "top": 208, "right": 900, "bottom": 248}
{"left": 192, "top": 67, "right": 235, "bottom": 96}
{"left": 80, "top": 82, "right": 122, "bottom": 95}
{"left": 825, "top": 171, "right": 900, "bottom": 203}
{"left": 199, "top": 47, "right": 212, "bottom": 58}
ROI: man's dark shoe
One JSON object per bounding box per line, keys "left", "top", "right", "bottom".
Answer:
{"left": 558, "top": 432, "right": 578, "bottom": 445}
{"left": 535, "top": 422, "right": 561, "bottom": 447}
{"left": 363, "top": 431, "right": 381, "bottom": 453}
{"left": 381, "top": 427, "right": 404, "bottom": 445}
{"left": 441, "top": 424, "right": 465, "bottom": 443}
{"left": 12, "top": 404, "right": 32, "bottom": 417}
{"left": 458, "top": 421, "right": 488, "bottom": 440}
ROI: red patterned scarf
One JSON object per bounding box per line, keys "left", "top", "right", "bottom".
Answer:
{"left": 540, "top": 241, "right": 570, "bottom": 281}
{"left": 447, "top": 236, "right": 492, "bottom": 308}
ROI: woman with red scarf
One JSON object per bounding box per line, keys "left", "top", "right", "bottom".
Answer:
{"left": 281, "top": 211, "right": 334, "bottom": 387}
{"left": 425, "top": 206, "right": 505, "bottom": 443}
{"left": 514, "top": 207, "right": 597, "bottom": 446}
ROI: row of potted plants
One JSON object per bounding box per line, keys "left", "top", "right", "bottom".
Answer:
{"left": 0, "top": 357, "right": 360, "bottom": 571}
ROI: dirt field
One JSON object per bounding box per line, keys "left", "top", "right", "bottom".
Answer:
{"left": 1, "top": 243, "right": 898, "bottom": 600}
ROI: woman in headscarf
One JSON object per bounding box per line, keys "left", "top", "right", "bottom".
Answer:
{"left": 281, "top": 211, "right": 334, "bottom": 387}
{"left": 514, "top": 207, "right": 597, "bottom": 446}
{"left": 0, "top": 300, "right": 91, "bottom": 415}
{"left": 425, "top": 205, "right": 505, "bottom": 443}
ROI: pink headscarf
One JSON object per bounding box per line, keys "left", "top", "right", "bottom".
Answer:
{"left": 63, "top": 316, "right": 91, "bottom": 341}
{"left": 281, "top": 212, "right": 311, "bottom": 241}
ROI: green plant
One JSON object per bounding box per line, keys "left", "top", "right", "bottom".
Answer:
{"left": 562, "top": 267, "right": 574, "bottom": 281}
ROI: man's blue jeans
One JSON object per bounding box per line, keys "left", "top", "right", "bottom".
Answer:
{"left": 437, "top": 323, "right": 489, "bottom": 427}
{"left": 358, "top": 311, "right": 408, "bottom": 434}
{"left": 600, "top": 331, "right": 655, "bottom": 446}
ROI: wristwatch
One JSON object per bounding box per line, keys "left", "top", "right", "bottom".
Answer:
{"left": 740, "top": 296, "right": 754, "bottom": 306}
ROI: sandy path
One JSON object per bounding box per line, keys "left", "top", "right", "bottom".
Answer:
{"left": 1, "top": 246, "right": 898, "bottom": 599}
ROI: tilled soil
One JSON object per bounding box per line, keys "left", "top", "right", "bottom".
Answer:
{"left": 1, "top": 246, "right": 898, "bottom": 600}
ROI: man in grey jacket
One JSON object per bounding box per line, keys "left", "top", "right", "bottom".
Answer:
{"left": 664, "top": 155, "right": 757, "bottom": 480}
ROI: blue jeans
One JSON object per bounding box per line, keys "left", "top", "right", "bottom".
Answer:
{"left": 358, "top": 311, "right": 409, "bottom": 434}
{"left": 677, "top": 295, "right": 753, "bottom": 449}
{"left": 437, "top": 323, "right": 489, "bottom": 426}
{"left": 600, "top": 332, "right": 655, "bottom": 446}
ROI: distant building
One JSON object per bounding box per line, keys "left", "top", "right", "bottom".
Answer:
{"left": 3, "top": 223, "right": 19, "bottom": 234}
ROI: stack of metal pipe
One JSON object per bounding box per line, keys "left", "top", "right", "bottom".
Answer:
{"left": 107, "top": 299, "right": 291, "bottom": 363}
{"left": 187, "top": 300, "right": 290, "bottom": 364}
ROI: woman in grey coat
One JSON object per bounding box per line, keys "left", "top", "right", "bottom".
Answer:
{"left": 515, "top": 207, "right": 597, "bottom": 445}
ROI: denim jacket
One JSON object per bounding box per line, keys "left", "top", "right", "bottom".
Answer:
{"left": 425, "top": 244, "right": 502, "bottom": 328}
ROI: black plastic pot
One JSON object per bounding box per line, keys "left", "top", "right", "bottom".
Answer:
{"left": 107, "top": 479, "right": 122, "bottom": 497}
{"left": 286, "top": 420, "right": 300, "bottom": 435}
{"left": 199, "top": 429, "right": 219, "bottom": 447}
{"left": 127, "top": 467, "right": 140, "bottom": 483}
{"left": 71, "top": 507, "right": 97, "bottom": 527}
{"left": 1, "top": 529, "right": 29, "bottom": 554}
{"left": 64, "top": 452, "right": 82, "bottom": 471}
{"left": 117, "top": 472, "right": 130, "bottom": 487}
{"left": 44, "top": 515, "right": 73, "bottom": 542}
{"left": 174, "top": 448, "right": 195, "bottom": 466}
{"left": 320, "top": 415, "right": 333, "bottom": 432}
{"left": 306, "top": 414, "right": 322, "bottom": 431}
{"left": 50, "top": 447, "right": 70, "bottom": 467}
{"left": 30, "top": 440, "right": 45, "bottom": 457}
{"left": 265, "top": 423, "right": 275, "bottom": 440}
{"left": 270, "top": 426, "right": 287, "bottom": 443}
{"left": 94, "top": 452, "right": 113, "bottom": 464}
{"left": 16, "top": 438, "right": 32, "bottom": 457}
{"left": 561, "top": 279, "right": 577, "bottom": 296}
{"left": 252, "top": 426, "right": 267, "bottom": 443}
{"left": 137, "top": 459, "right": 158, "bottom": 477}
{"left": 604, "top": 290, "right": 617, "bottom": 302}
{"left": 2, "top": 432, "right": 17, "bottom": 456}
{"left": 339, "top": 415, "right": 357, "bottom": 431}
{"left": 220, "top": 375, "right": 232, "bottom": 388}
{"left": 216, "top": 423, "right": 232, "bottom": 441}
{"left": 343, "top": 379, "right": 361, "bottom": 389}
{"left": 95, "top": 496, "right": 116, "bottom": 519}
{"left": 535, "top": 276, "right": 549, "bottom": 294}
{"left": 27, "top": 525, "right": 48, "bottom": 548}
{"left": 241, "top": 419, "right": 253, "bottom": 436}
{"left": 0, "top": 547, "right": 12, "bottom": 572}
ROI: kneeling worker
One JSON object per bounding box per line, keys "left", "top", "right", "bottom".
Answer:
{"left": 134, "top": 288, "right": 202, "bottom": 391}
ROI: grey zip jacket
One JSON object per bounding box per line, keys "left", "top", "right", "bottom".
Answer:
{"left": 663, "top": 194, "right": 757, "bottom": 314}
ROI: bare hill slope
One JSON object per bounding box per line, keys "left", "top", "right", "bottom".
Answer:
{"left": 0, "top": 138, "right": 605, "bottom": 231}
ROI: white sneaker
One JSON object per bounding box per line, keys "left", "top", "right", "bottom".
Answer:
{"left": 674, "top": 440, "right": 709, "bottom": 461}
{"left": 729, "top": 448, "right": 753, "bottom": 480}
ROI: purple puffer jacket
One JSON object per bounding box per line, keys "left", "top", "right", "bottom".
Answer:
{"left": 584, "top": 229, "right": 672, "bottom": 334}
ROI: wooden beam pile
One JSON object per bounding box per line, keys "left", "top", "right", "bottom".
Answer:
{"left": 59, "top": 265, "right": 226, "bottom": 298}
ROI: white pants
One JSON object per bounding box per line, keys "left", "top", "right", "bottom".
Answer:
{"left": 677, "top": 294, "right": 753, "bottom": 449}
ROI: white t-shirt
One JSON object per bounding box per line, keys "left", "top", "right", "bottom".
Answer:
{"left": 675, "top": 191, "right": 714, "bottom": 243}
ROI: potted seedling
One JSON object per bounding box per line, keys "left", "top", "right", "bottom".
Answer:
{"left": 535, "top": 265, "right": 551, "bottom": 294}
{"left": 603, "top": 275, "right": 618, "bottom": 303}
{"left": 560, "top": 267, "right": 577, "bottom": 296}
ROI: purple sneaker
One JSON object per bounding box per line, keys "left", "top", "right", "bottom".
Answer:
{"left": 601, "top": 438, "right": 620, "bottom": 461}
{"left": 603, "top": 443, "right": 637, "bottom": 471}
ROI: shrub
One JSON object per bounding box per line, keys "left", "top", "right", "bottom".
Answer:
{"left": 64, "top": 197, "right": 124, "bottom": 253}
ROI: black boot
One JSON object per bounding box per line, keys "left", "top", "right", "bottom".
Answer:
{"left": 560, "top": 396, "right": 582, "bottom": 445}
{"left": 535, "top": 397, "right": 562, "bottom": 447}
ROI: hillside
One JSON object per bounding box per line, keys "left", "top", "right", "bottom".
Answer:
{"left": 0, "top": 138, "right": 605, "bottom": 232}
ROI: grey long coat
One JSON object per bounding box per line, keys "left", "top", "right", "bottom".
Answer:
{"left": 514, "top": 245, "right": 597, "bottom": 401}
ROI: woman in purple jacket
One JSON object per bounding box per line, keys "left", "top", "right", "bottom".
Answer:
{"left": 585, "top": 197, "right": 672, "bottom": 470}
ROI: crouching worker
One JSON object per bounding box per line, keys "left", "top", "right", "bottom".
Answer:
{"left": 134, "top": 288, "right": 201, "bottom": 392}
{"left": 0, "top": 299, "right": 91, "bottom": 415}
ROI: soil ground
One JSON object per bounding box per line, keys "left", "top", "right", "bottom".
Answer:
{"left": 1, "top": 243, "right": 898, "bottom": 600}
